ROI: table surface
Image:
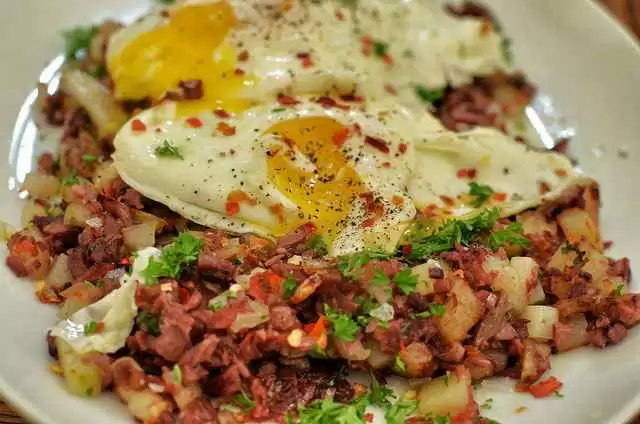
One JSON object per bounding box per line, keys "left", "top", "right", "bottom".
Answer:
{"left": 1, "top": 0, "right": 639, "bottom": 423}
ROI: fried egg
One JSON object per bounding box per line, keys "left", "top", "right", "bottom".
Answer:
{"left": 112, "top": 98, "right": 437, "bottom": 255}
{"left": 106, "top": 0, "right": 509, "bottom": 115}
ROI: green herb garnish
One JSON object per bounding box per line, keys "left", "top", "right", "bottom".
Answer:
{"left": 385, "top": 400, "right": 418, "bottom": 424}
{"left": 393, "top": 269, "right": 418, "bottom": 295}
{"left": 155, "top": 140, "right": 184, "bottom": 159}
{"left": 487, "top": 222, "right": 530, "bottom": 251}
{"left": 62, "top": 25, "right": 98, "bottom": 60}
{"left": 172, "top": 364, "right": 182, "bottom": 385}
{"left": 307, "top": 234, "right": 328, "bottom": 255}
{"left": 84, "top": 320, "right": 98, "bottom": 335}
{"left": 235, "top": 390, "right": 256, "bottom": 410}
{"left": 411, "top": 303, "right": 446, "bottom": 318}
{"left": 468, "top": 182, "right": 494, "bottom": 207}
{"left": 324, "top": 304, "right": 358, "bottom": 341}
{"left": 82, "top": 154, "right": 98, "bottom": 163}
{"left": 374, "top": 41, "right": 389, "bottom": 58}
{"left": 283, "top": 276, "right": 298, "bottom": 299}
{"left": 414, "top": 85, "right": 445, "bottom": 103}
{"left": 141, "top": 232, "right": 204, "bottom": 284}
{"left": 136, "top": 311, "right": 160, "bottom": 336}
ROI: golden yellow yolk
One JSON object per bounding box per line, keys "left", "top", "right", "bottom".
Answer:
{"left": 108, "top": 2, "right": 253, "bottom": 115}
{"left": 266, "top": 117, "right": 366, "bottom": 244}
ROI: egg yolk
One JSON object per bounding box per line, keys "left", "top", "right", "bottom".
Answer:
{"left": 108, "top": 2, "right": 253, "bottom": 115}
{"left": 266, "top": 117, "right": 365, "bottom": 243}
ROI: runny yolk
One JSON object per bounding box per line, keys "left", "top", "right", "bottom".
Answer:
{"left": 266, "top": 117, "right": 365, "bottom": 244}
{"left": 108, "top": 2, "right": 253, "bottom": 115}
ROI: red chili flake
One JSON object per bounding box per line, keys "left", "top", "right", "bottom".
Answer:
{"left": 353, "top": 123, "right": 362, "bottom": 135}
{"left": 234, "top": 68, "right": 246, "bottom": 76}
{"left": 119, "top": 257, "right": 131, "bottom": 266}
{"left": 269, "top": 203, "right": 285, "bottom": 223}
{"left": 402, "top": 244, "right": 412, "bottom": 256}
{"left": 359, "top": 192, "right": 375, "bottom": 209}
{"left": 364, "top": 136, "right": 390, "bottom": 153}
{"left": 228, "top": 190, "right": 258, "bottom": 206}
{"left": 332, "top": 128, "right": 350, "bottom": 148}
{"left": 214, "top": 108, "right": 231, "bottom": 119}
{"left": 131, "top": 119, "right": 146, "bottom": 133}
{"left": 456, "top": 168, "right": 477, "bottom": 179}
{"left": 302, "top": 222, "right": 318, "bottom": 235}
{"left": 217, "top": 122, "right": 236, "bottom": 136}
{"left": 493, "top": 192, "right": 508, "bottom": 202}
{"left": 604, "top": 240, "right": 613, "bottom": 249}
{"left": 423, "top": 204, "right": 437, "bottom": 215}
{"left": 364, "top": 412, "right": 374, "bottom": 423}
{"left": 339, "top": 94, "right": 364, "bottom": 103}
{"left": 398, "top": 143, "right": 407, "bottom": 154}
{"left": 335, "top": 10, "right": 345, "bottom": 20}
{"left": 480, "top": 20, "right": 493, "bottom": 36}
{"left": 277, "top": 94, "right": 299, "bottom": 106}
{"left": 281, "top": 136, "right": 295, "bottom": 149}
{"left": 154, "top": 128, "right": 163, "bottom": 133}
{"left": 95, "top": 321, "right": 105, "bottom": 334}
{"left": 296, "top": 52, "right": 314, "bottom": 68}
{"left": 392, "top": 195, "right": 404, "bottom": 206}
{"left": 360, "top": 36, "right": 373, "bottom": 56}
{"left": 237, "top": 50, "right": 249, "bottom": 62}
{"left": 316, "top": 96, "right": 337, "bottom": 108}
{"left": 440, "top": 195, "right": 455, "bottom": 206}
{"left": 539, "top": 181, "right": 551, "bottom": 194}
{"left": 185, "top": 117, "right": 203, "bottom": 128}
{"left": 225, "top": 200, "right": 240, "bottom": 217}
{"left": 555, "top": 168, "right": 568, "bottom": 177}
{"left": 381, "top": 161, "right": 392, "bottom": 168}
{"left": 384, "top": 84, "right": 397, "bottom": 95}
{"left": 382, "top": 53, "right": 393, "bottom": 65}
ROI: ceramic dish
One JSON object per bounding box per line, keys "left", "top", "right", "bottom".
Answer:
{"left": 1, "top": 1, "right": 640, "bottom": 423}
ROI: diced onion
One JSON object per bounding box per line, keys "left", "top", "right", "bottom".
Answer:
{"left": 123, "top": 222, "right": 156, "bottom": 251}
{"left": 133, "top": 210, "right": 168, "bottom": 234}
{"left": 46, "top": 254, "right": 73, "bottom": 288}
{"left": 230, "top": 300, "right": 269, "bottom": 333}
{"left": 523, "top": 306, "right": 558, "bottom": 340}
{"left": 369, "top": 303, "right": 394, "bottom": 323}
{"left": 93, "top": 161, "right": 120, "bottom": 192}
{"left": 366, "top": 343, "right": 394, "bottom": 369}
{"left": 60, "top": 69, "right": 128, "bottom": 139}
{"left": 64, "top": 202, "right": 93, "bottom": 228}
{"left": 22, "top": 173, "right": 61, "bottom": 199}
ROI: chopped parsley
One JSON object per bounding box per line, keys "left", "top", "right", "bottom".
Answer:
{"left": 371, "top": 269, "right": 391, "bottom": 286}
{"left": 283, "top": 276, "right": 299, "bottom": 299}
{"left": 554, "top": 391, "right": 564, "bottom": 398}
{"left": 410, "top": 303, "right": 446, "bottom": 318}
{"left": 141, "top": 232, "right": 204, "bottom": 284}
{"left": 136, "top": 311, "right": 160, "bottom": 336}
{"left": 393, "top": 355, "right": 406, "bottom": 373}
{"left": 172, "top": 364, "right": 182, "bottom": 385}
{"left": 82, "top": 154, "right": 98, "bottom": 163}
{"left": 415, "top": 85, "right": 445, "bottom": 104}
{"left": 155, "top": 0, "right": 177, "bottom": 4}
{"left": 393, "top": 269, "right": 418, "bottom": 294}
{"left": 468, "top": 182, "right": 494, "bottom": 207}
{"left": 83, "top": 320, "right": 98, "bottom": 336}
{"left": 562, "top": 243, "right": 586, "bottom": 266}
{"left": 374, "top": 41, "right": 389, "bottom": 58}
{"left": 486, "top": 222, "right": 530, "bottom": 251}
{"left": 406, "top": 208, "right": 500, "bottom": 260}
{"left": 154, "top": 140, "right": 184, "bottom": 159}
{"left": 61, "top": 171, "right": 80, "bottom": 186}
{"left": 209, "top": 290, "right": 238, "bottom": 311}
{"left": 324, "top": 304, "right": 358, "bottom": 341}
{"left": 369, "top": 376, "right": 394, "bottom": 409}
{"left": 337, "top": 249, "right": 390, "bottom": 277}
{"left": 615, "top": 283, "right": 625, "bottom": 297}
{"left": 272, "top": 107, "right": 287, "bottom": 113}
{"left": 434, "top": 417, "right": 452, "bottom": 424}
{"left": 307, "top": 234, "right": 328, "bottom": 255}
{"left": 481, "top": 398, "right": 494, "bottom": 410}
{"left": 294, "top": 396, "right": 369, "bottom": 424}
{"left": 235, "top": 390, "right": 256, "bottom": 410}
{"left": 385, "top": 400, "right": 418, "bottom": 424}
{"left": 62, "top": 25, "right": 98, "bottom": 60}
{"left": 501, "top": 37, "right": 513, "bottom": 65}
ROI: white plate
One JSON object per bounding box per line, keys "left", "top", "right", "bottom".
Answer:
{"left": 1, "top": 1, "right": 640, "bottom": 423}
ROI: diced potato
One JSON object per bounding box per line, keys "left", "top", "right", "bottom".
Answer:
{"left": 485, "top": 256, "right": 528, "bottom": 315}
{"left": 437, "top": 278, "right": 483, "bottom": 343}
{"left": 547, "top": 244, "right": 581, "bottom": 272}
{"left": 582, "top": 184, "right": 600, "bottom": 231}
{"left": 399, "top": 342, "right": 433, "bottom": 377}
{"left": 7, "top": 227, "right": 51, "bottom": 279}
{"left": 518, "top": 211, "right": 558, "bottom": 236}
{"left": 22, "top": 173, "right": 61, "bottom": 199}
{"left": 366, "top": 342, "right": 394, "bottom": 369}
{"left": 528, "top": 281, "right": 546, "bottom": 305}
{"left": 123, "top": 222, "right": 156, "bottom": 251}
{"left": 520, "top": 340, "right": 551, "bottom": 383}
{"left": 45, "top": 254, "right": 73, "bottom": 288}
{"left": 557, "top": 208, "right": 602, "bottom": 251}
{"left": 523, "top": 306, "right": 558, "bottom": 340}
{"left": 21, "top": 200, "right": 48, "bottom": 227}
{"left": 411, "top": 259, "right": 444, "bottom": 295}
{"left": 93, "top": 161, "right": 120, "bottom": 193}
{"left": 56, "top": 338, "right": 103, "bottom": 397}
{"left": 118, "top": 388, "right": 173, "bottom": 422}
{"left": 581, "top": 250, "right": 609, "bottom": 283}
{"left": 133, "top": 210, "right": 168, "bottom": 234}
{"left": 173, "top": 384, "right": 202, "bottom": 410}
{"left": 418, "top": 368, "right": 473, "bottom": 417}
{"left": 60, "top": 69, "right": 128, "bottom": 139}
{"left": 64, "top": 202, "right": 93, "bottom": 228}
